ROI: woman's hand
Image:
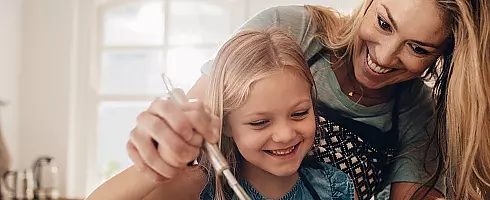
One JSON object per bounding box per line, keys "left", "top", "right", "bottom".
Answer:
{"left": 127, "top": 98, "right": 219, "bottom": 182}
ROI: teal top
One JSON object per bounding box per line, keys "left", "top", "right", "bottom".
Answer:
{"left": 200, "top": 5, "right": 445, "bottom": 197}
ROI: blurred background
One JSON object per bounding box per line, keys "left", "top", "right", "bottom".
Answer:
{"left": 0, "top": 0, "right": 359, "bottom": 198}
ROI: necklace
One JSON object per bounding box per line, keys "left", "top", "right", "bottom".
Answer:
{"left": 345, "top": 71, "right": 364, "bottom": 99}
{"left": 345, "top": 70, "right": 392, "bottom": 101}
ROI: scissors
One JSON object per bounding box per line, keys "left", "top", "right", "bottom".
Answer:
{"left": 160, "top": 73, "right": 251, "bottom": 200}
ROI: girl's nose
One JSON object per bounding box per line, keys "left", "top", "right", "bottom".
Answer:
{"left": 271, "top": 123, "right": 296, "bottom": 143}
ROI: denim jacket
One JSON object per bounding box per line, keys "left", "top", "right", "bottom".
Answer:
{"left": 200, "top": 162, "right": 355, "bottom": 200}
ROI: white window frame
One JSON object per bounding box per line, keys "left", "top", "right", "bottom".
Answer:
{"left": 79, "top": 0, "right": 249, "bottom": 196}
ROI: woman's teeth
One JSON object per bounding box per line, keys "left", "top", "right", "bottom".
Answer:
{"left": 269, "top": 146, "right": 295, "bottom": 155}
{"left": 367, "top": 54, "right": 393, "bottom": 74}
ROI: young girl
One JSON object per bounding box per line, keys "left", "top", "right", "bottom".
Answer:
{"left": 86, "top": 28, "right": 355, "bottom": 200}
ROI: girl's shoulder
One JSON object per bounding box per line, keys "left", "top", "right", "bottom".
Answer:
{"left": 300, "top": 162, "right": 356, "bottom": 199}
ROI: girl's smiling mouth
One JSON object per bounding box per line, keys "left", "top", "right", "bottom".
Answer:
{"left": 263, "top": 142, "right": 301, "bottom": 158}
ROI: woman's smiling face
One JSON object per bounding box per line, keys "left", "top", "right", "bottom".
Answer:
{"left": 353, "top": 0, "right": 450, "bottom": 89}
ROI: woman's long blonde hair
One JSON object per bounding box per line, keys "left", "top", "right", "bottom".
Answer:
{"left": 201, "top": 28, "right": 315, "bottom": 199}
{"left": 443, "top": 0, "right": 490, "bottom": 199}
{"left": 306, "top": 0, "right": 490, "bottom": 199}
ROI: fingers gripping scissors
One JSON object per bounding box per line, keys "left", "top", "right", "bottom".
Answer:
{"left": 160, "top": 73, "right": 251, "bottom": 200}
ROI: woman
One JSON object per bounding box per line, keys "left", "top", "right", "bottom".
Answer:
{"left": 124, "top": 0, "right": 490, "bottom": 199}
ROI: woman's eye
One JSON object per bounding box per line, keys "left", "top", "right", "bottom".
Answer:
{"left": 291, "top": 110, "right": 309, "bottom": 118}
{"left": 377, "top": 15, "right": 392, "bottom": 32}
{"left": 248, "top": 120, "right": 269, "bottom": 127}
{"left": 410, "top": 44, "right": 429, "bottom": 55}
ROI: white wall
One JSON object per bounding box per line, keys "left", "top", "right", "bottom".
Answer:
{"left": 18, "top": 0, "right": 97, "bottom": 198}
{"left": 0, "top": 0, "right": 22, "bottom": 169}
{"left": 19, "top": 0, "right": 79, "bottom": 197}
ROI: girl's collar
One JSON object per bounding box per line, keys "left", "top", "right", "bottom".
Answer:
{"left": 238, "top": 176, "right": 303, "bottom": 200}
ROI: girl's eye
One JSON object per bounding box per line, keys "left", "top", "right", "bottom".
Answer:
{"left": 248, "top": 120, "right": 269, "bottom": 127}
{"left": 410, "top": 44, "right": 429, "bottom": 55}
{"left": 291, "top": 110, "right": 309, "bottom": 118}
{"left": 377, "top": 15, "right": 392, "bottom": 32}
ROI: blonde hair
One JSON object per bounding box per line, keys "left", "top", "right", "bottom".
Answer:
{"left": 306, "top": 0, "right": 490, "bottom": 199}
{"left": 442, "top": 0, "right": 490, "bottom": 199}
{"left": 305, "top": 1, "right": 373, "bottom": 64}
{"left": 201, "top": 28, "right": 315, "bottom": 199}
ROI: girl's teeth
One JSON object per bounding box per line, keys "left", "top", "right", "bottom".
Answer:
{"left": 367, "top": 54, "right": 393, "bottom": 74}
{"left": 271, "top": 146, "right": 295, "bottom": 155}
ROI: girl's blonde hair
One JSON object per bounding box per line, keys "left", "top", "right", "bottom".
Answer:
{"left": 306, "top": 0, "right": 490, "bottom": 199}
{"left": 201, "top": 28, "right": 315, "bottom": 199}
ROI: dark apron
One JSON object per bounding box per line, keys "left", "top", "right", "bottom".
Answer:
{"left": 307, "top": 48, "right": 399, "bottom": 200}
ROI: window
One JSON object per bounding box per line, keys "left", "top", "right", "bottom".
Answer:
{"left": 95, "top": 0, "right": 246, "bottom": 184}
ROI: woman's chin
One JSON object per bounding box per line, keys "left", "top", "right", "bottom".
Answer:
{"left": 353, "top": 66, "right": 387, "bottom": 89}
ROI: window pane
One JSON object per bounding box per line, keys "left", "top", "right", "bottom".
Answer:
{"left": 168, "top": 0, "right": 233, "bottom": 45}
{"left": 97, "top": 101, "right": 151, "bottom": 181}
{"left": 100, "top": 49, "right": 166, "bottom": 95}
{"left": 104, "top": 0, "right": 164, "bottom": 46}
{"left": 247, "top": 0, "right": 358, "bottom": 15}
{"left": 166, "top": 46, "right": 216, "bottom": 92}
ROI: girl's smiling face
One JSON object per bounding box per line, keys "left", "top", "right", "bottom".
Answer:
{"left": 226, "top": 69, "right": 316, "bottom": 177}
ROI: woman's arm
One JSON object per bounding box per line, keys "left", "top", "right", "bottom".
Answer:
{"left": 87, "top": 75, "right": 211, "bottom": 200}
{"left": 85, "top": 165, "right": 207, "bottom": 200}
